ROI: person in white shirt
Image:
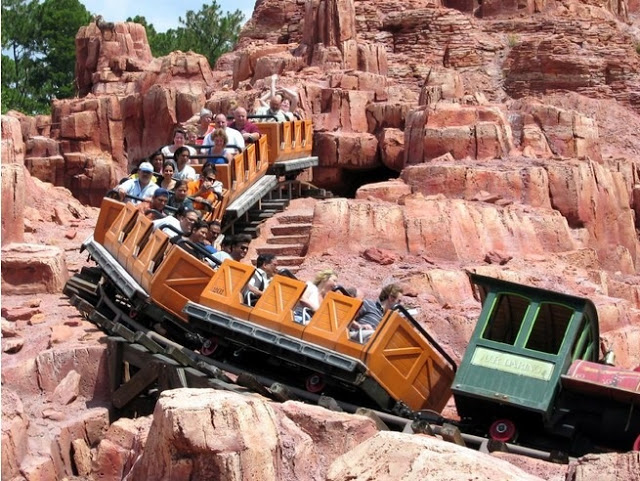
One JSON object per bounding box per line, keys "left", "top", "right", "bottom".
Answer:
{"left": 118, "top": 162, "right": 158, "bottom": 203}
{"left": 161, "top": 128, "right": 197, "bottom": 158}
{"left": 254, "top": 96, "right": 287, "bottom": 123}
{"left": 244, "top": 254, "right": 278, "bottom": 305}
{"left": 152, "top": 205, "right": 200, "bottom": 238}
{"left": 173, "top": 147, "right": 197, "bottom": 181}
{"left": 203, "top": 114, "right": 245, "bottom": 154}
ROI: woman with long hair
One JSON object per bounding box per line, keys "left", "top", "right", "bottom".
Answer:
{"left": 160, "top": 160, "right": 177, "bottom": 190}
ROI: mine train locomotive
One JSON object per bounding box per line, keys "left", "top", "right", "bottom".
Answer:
{"left": 64, "top": 118, "right": 640, "bottom": 457}
{"left": 454, "top": 274, "right": 640, "bottom": 455}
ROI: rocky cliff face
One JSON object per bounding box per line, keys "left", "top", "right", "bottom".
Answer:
{"left": 2, "top": 0, "right": 640, "bottom": 479}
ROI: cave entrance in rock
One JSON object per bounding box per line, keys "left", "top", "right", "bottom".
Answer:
{"left": 338, "top": 165, "right": 400, "bottom": 198}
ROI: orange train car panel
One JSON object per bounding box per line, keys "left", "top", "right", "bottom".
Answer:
{"left": 255, "top": 123, "right": 281, "bottom": 163}
{"left": 132, "top": 229, "right": 171, "bottom": 291}
{"left": 365, "top": 311, "right": 456, "bottom": 412}
{"left": 118, "top": 214, "right": 154, "bottom": 273}
{"left": 149, "top": 246, "right": 215, "bottom": 321}
{"left": 103, "top": 202, "right": 138, "bottom": 258}
{"left": 94, "top": 198, "right": 125, "bottom": 244}
{"left": 250, "top": 275, "right": 307, "bottom": 335}
{"left": 256, "top": 134, "right": 269, "bottom": 167}
{"left": 303, "top": 291, "right": 363, "bottom": 353}
{"left": 232, "top": 153, "right": 246, "bottom": 193}
{"left": 200, "top": 260, "right": 255, "bottom": 320}
{"left": 215, "top": 164, "right": 232, "bottom": 191}
{"left": 245, "top": 143, "right": 258, "bottom": 184}
{"left": 292, "top": 120, "right": 303, "bottom": 155}
{"left": 280, "top": 122, "right": 293, "bottom": 159}
{"left": 562, "top": 359, "right": 640, "bottom": 405}
{"left": 303, "top": 120, "right": 313, "bottom": 153}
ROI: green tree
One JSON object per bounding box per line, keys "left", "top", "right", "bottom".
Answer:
{"left": 177, "top": 2, "right": 244, "bottom": 66}
{"left": 1, "top": 0, "right": 91, "bottom": 114}
{"left": 128, "top": 1, "right": 244, "bottom": 66}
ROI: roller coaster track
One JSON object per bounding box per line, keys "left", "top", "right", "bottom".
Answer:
{"left": 63, "top": 271, "right": 574, "bottom": 464}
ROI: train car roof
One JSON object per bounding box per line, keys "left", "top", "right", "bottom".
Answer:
{"left": 468, "top": 272, "right": 599, "bottom": 323}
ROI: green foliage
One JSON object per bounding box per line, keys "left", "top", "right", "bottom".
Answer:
{"left": 1, "top": 0, "right": 91, "bottom": 114}
{"left": 635, "top": 42, "right": 640, "bottom": 55}
{"left": 2, "top": 0, "right": 242, "bottom": 115}
{"left": 506, "top": 33, "right": 520, "bottom": 48}
{"left": 128, "top": 1, "right": 244, "bottom": 67}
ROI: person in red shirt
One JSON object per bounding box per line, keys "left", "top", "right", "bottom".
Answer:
{"left": 229, "top": 107, "right": 261, "bottom": 144}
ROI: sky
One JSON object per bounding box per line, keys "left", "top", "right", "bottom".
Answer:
{"left": 79, "top": 0, "right": 256, "bottom": 33}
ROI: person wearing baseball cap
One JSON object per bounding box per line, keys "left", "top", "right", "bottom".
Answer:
{"left": 118, "top": 161, "right": 158, "bottom": 204}
{"left": 137, "top": 187, "right": 170, "bottom": 220}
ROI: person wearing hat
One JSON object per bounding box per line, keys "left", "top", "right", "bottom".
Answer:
{"left": 118, "top": 161, "right": 158, "bottom": 204}
{"left": 137, "top": 188, "right": 170, "bottom": 220}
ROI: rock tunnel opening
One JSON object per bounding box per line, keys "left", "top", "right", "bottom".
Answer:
{"left": 336, "top": 165, "right": 400, "bottom": 198}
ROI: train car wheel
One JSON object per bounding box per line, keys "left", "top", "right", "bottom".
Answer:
{"left": 489, "top": 419, "right": 517, "bottom": 443}
{"left": 633, "top": 434, "right": 640, "bottom": 452}
{"left": 201, "top": 337, "right": 219, "bottom": 357}
{"left": 305, "top": 373, "right": 325, "bottom": 393}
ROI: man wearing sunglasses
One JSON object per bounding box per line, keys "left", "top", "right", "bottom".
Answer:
{"left": 187, "top": 165, "right": 223, "bottom": 212}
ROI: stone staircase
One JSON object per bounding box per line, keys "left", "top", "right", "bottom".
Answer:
{"left": 255, "top": 210, "right": 314, "bottom": 274}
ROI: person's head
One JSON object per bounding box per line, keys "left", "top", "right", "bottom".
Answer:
{"left": 256, "top": 253, "right": 277, "bottom": 277}
{"left": 211, "top": 128, "right": 228, "bottom": 150}
{"left": 313, "top": 269, "right": 338, "bottom": 291}
{"left": 214, "top": 114, "right": 228, "bottom": 129}
{"left": 174, "top": 146, "right": 191, "bottom": 167}
{"left": 234, "top": 107, "right": 247, "bottom": 128}
{"left": 150, "top": 188, "right": 169, "bottom": 211}
{"left": 162, "top": 160, "right": 175, "bottom": 179}
{"left": 173, "top": 179, "right": 189, "bottom": 200}
{"left": 201, "top": 165, "right": 217, "bottom": 183}
{"left": 137, "top": 161, "right": 155, "bottom": 185}
{"left": 189, "top": 219, "right": 209, "bottom": 243}
{"left": 281, "top": 98, "right": 291, "bottom": 112}
{"left": 171, "top": 128, "right": 187, "bottom": 147}
{"left": 345, "top": 286, "right": 358, "bottom": 298}
{"left": 150, "top": 151, "right": 165, "bottom": 172}
{"left": 379, "top": 283, "right": 403, "bottom": 311}
{"left": 207, "top": 220, "right": 221, "bottom": 242}
{"left": 230, "top": 234, "right": 251, "bottom": 261}
{"left": 185, "top": 126, "right": 198, "bottom": 144}
{"left": 199, "top": 108, "right": 213, "bottom": 129}
{"left": 269, "top": 95, "right": 282, "bottom": 111}
{"left": 219, "top": 235, "right": 233, "bottom": 253}
{"left": 176, "top": 206, "right": 199, "bottom": 235}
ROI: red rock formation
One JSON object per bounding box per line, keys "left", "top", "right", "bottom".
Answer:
{"left": 125, "top": 389, "right": 379, "bottom": 480}
{"left": 1, "top": 116, "right": 26, "bottom": 245}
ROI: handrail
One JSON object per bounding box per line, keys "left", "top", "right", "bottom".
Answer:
{"left": 393, "top": 304, "right": 458, "bottom": 373}
{"left": 248, "top": 114, "right": 280, "bottom": 122}
{"left": 171, "top": 235, "right": 221, "bottom": 267}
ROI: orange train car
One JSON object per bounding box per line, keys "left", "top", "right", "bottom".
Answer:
{"left": 74, "top": 196, "right": 457, "bottom": 414}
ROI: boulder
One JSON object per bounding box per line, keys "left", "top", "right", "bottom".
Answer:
{"left": 569, "top": 451, "right": 640, "bottom": 480}
{"left": 355, "top": 179, "right": 411, "bottom": 203}
{"left": 327, "top": 431, "right": 546, "bottom": 480}
{"left": 125, "top": 389, "right": 377, "bottom": 480}
{"left": 1, "top": 390, "right": 29, "bottom": 480}
{"left": 314, "top": 131, "right": 379, "bottom": 169}
{"left": 1, "top": 244, "right": 68, "bottom": 295}
{"left": 404, "top": 103, "right": 514, "bottom": 165}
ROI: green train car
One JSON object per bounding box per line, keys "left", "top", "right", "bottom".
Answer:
{"left": 453, "top": 273, "right": 640, "bottom": 454}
